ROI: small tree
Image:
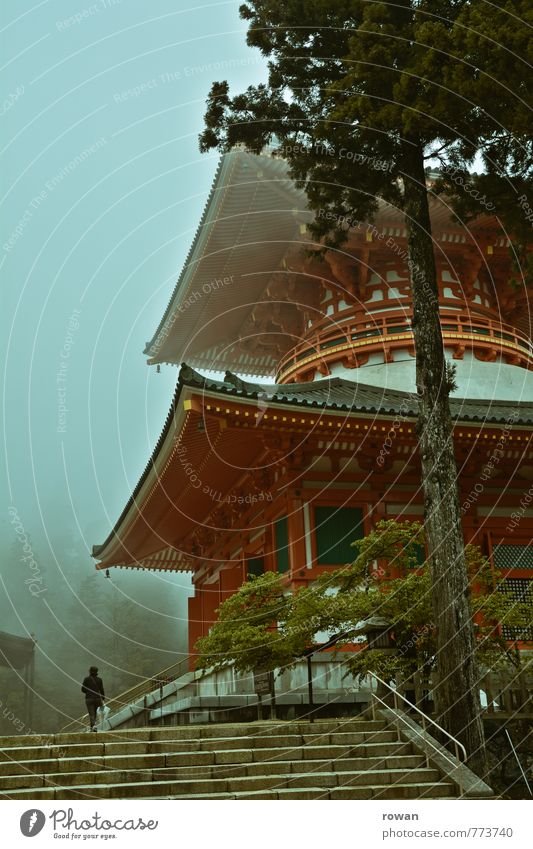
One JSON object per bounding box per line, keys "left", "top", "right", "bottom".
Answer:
{"left": 195, "top": 572, "right": 307, "bottom": 674}
{"left": 196, "top": 521, "right": 531, "bottom": 772}
{"left": 292, "top": 521, "right": 532, "bottom": 722}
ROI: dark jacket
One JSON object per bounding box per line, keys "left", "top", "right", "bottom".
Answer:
{"left": 81, "top": 675, "right": 105, "bottom": 701}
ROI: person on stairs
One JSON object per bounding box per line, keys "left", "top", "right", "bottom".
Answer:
{"left": 81, "top": 665, "right": 105, "bottom": 732}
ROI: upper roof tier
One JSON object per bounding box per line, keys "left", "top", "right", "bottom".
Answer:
{"left": 144, "top": 150, "right": 306, "bottom": 375}
{"left": 145, "top": 150, "right": 525, "bottom": 377}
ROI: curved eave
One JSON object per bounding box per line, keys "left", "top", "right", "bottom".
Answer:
{"left": 92, "top": 377, "right": 186, "bottom": 563}
{"left": 143, "top": 149, "right": 308, "bottom": 374}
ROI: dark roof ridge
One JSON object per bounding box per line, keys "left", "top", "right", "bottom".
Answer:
{"left": 92, "top": 375, "right": 185, "bottom": 559}
{"left": 143, "top": 153, "right": 228, "bottom": 358}
{"left": 450, "top": 395, "right": 528, "bottom": 407}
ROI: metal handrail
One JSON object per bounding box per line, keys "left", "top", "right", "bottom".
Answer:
{"left": 300, "top": 645, "right": 468, "bottom": 796}
{"left": 106, "top": 657, "right": 191, "bottom": 712}
{"left": 369, "top": 671, "right": 467, "bottom": 763}
{"left": 368, "top": 684, "right": 465, "bottom": 798}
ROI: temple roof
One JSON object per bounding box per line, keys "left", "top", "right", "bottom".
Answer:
{"left": 93, "top": 363, "right": 533, "bottom": 571}
{"left": 144, "top": 149, "right": 507, "bottom": 377}
{"left": 197, "top": 366, "right": 533, "bottom": 424}
{"left": 143, "top": 149, "right": 307, "bottom": 375}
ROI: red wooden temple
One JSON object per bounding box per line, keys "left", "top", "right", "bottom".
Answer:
{"left": 93, "top": 150, "right": 533, "bottom": 658}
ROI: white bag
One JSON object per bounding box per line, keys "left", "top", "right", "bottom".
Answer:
{"left": 96, "top": 704, "right": 111, "bottom": 731}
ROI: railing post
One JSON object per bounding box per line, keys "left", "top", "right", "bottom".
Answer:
{"left": 505, "top": 729, "right": 533, "bottom": 797}
{"left": 455, "top": 743, "right": 463, "bottom": 798}
{"left": 421, "top": 712, "right": 429, "bottom": 767}
{"left": 307, "top": 655, "right": 314, "bottom": 723}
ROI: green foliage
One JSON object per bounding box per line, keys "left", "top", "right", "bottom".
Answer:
{"left": 302, "top": 520, "right": 434, "bottom": 682}
{"left": 196, "top": 522, "right": 532, "bottom": 686}
{"left": 307, "top": 520, "right": 532, "bottom": 684}
{"left": 195, "top": 572, "right": 308, "bottom": 674}
{"left": 200, "top": 1, "right": 532, "bottom": 267}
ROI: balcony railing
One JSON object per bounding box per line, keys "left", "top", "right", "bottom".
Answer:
{"left": 277, "top": 311, "right": 533, "bottom": 383}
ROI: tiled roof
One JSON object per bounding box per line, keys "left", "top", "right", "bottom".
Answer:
{"left": 181, "top": 364, "right": 533, "bottom": 426}
{"left": 143, "top": 150, "right": 307, "bottom": 374}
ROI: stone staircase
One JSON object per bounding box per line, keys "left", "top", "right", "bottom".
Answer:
{"left": 0, "top": 717, "right": 460, "bottom": 800}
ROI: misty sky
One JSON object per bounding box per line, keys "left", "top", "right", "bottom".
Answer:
{"left": 1, "top": 1, "right": 267, "bottom": 597}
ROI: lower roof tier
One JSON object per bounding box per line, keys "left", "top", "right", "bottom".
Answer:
{"left": 93, "top": 365, "right": 533, "bottom": 574}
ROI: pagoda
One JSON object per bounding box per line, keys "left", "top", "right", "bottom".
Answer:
{"left": 93, "top": 150, "right": 533, "bottom": 661}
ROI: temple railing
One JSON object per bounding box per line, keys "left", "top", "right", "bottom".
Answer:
{"left": 277, "top": 310, "right": 533, "bottom": 383}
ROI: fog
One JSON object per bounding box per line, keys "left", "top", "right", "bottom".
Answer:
{"left": 1, "top": 0, "right": 266, "bottom": 732}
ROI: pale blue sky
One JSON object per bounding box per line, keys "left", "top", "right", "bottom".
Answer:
{"left": 1, "top": 1, "right": 267, "bottom": 557}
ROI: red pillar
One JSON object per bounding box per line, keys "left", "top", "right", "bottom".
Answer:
{"left": 201, "top": 579, "right": 221, "bottom": 636}
{"left": 288, "top": 497, "right": 308, "bottom": 587}
{"left": 220, "top": 561, "right": 244, "bottom": 601}
{"left": 188, "top": 590, "right": 202, "bottom": 658}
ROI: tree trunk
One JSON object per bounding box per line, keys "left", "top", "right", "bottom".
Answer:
{"left": 401, "top": 139, "right": 487, "bottom": 777}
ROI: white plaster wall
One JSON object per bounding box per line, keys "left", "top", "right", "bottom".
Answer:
{"left": 329, "top": 353, "right": 533, "bottom": 402}
{"left": 184, "top": 659, "right": 360, "bottom": 697}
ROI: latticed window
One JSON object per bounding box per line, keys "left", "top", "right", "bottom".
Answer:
{"left": 493, "top": 543, "right": 533, "bottom": 573}
{"left": 497, "top": 578, "right": 533, "bottom": 641}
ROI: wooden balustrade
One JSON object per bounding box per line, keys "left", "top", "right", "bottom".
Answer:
{"left": 277, "top": 310, "right": 533, "bottom": 382}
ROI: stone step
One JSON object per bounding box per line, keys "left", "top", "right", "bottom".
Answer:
{"left": 0, "top": 754, "right": 427, "bottom": 790}
{"left": 0, "top": 716, "right": 462, "bottom": 801}
{"left": 0, "top": 740, "right": 414, "bottom": 777}
{"left": 0, "top": 719, "right": 387, "bottom": 749}
{"left": 0, "top": 768, "right": 444, "bottom": 800}
{"left": 0, "top": 730, "right": 400, "bottom": 762}
{"left": 159, "top": 782, "right": 457, "bottom": 800}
